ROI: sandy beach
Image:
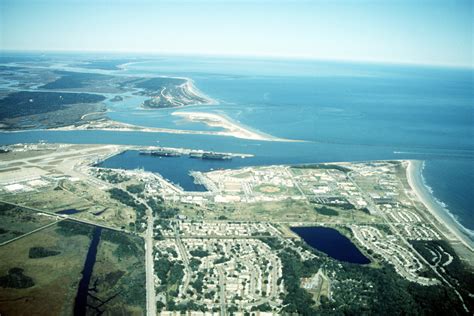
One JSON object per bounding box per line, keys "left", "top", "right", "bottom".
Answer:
{"left": 172, "top": 111, "right": 302, "bottom": 142}
{"left": 406, "top": 160, "right": 473, "bottom": 252}
{"left": 182, "top": 80, "right": 218, "bottom": 106}
{"left": 46, "top": 115, "right": 298, "bottom": 142}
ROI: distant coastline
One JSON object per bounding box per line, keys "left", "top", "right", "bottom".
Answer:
{"left": 407, "top": 160, "right": 473, "bottom": 251}
{"left": 2, "top": 113, "right": 301, "bottom": 143}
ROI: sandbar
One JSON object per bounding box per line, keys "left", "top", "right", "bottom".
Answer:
{"left": 46, "top": 115, "right": 300, "bottom": 142}
{"left": 172, "top": 111, "right": 302, "bottom": 142}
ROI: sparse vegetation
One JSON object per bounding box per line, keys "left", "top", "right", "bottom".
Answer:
{"left": 108, "top": 188, "right": 147, "bottom": 232}
{"left": 126, "top": 182, "right": 146, "bottom": 194}
{"left": 155, "top": 255, "right": 185, "bottom": 307}
{"left": 28, "top": 247, "right": 61, "bottom": 259}
{"left": 0, "top": 268, "right": 35, "bottom": 289}
{"left": 56, "top": 220, "right": 93, "bottom": 237}
{"left": 101, "top": 229, "right": 142, "bottom": 258}
{"left": 315, "top": 206, "right": 338, "bottom": 216}
{"left": 190, "top": 249, "right": 209, "bottom": 257}
{"left": 293, "top": 164, "right": 351, "bottom": 173}
{"left": 40, "top": 71, "right": 110, "bottom": 89}
{"left": 95, "top": 169, "right": 130, "bottom": 184}
{"left": 0, "top": 90, "right": 105, "bottom": 120}
{"left": 276, "top": 244, "right": 468, "bottom": 315}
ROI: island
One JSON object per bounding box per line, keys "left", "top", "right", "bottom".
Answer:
{"left": 172, "top": 111, "right": 297, "bottom": 142}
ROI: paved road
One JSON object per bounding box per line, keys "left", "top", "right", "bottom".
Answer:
{"left": 163, "top": 234, "right": 293, "bottom": 240}
{"left": 144, "top": 208, "right": 156, "bottom": 316}
{"left": 217, "top": 266, "right": 226, "bottom": 316}
{"left": 0, "top": 199, "right": 127, "bottom": 233}
{"left": 174, "top": 227, "right": 192, "bottom": 293}
{"left": 131, "top": 195, "right": 157, "bottom": 316}
{"left": 0, "top": 220, "right": 63, "bottom": 247}
{"left": 347, "top": 172, "right": 470, "bottom": 313}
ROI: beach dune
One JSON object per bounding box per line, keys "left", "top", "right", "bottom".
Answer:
{"left": 406, "top": 160, "right": 473, "bottom": 252}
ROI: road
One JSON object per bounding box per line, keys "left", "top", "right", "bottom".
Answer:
{"left": 131, "top": 195, "right": 156, "bottom": 316}
{"left": 0, "top": 220, "right": 63, "bottom": 247}
{"left": 174, "top": 226, "right": 192, "bottom": 293}
{"left": 144, "top": 206, "right": 156, "bottom": 316}
{"left": 0, "top": 144, "right": 160, "bottom": 314}
{"left": 0, "top": 199, "right": 127, "bottom": 233}
{"left": 217, "top": 266, "right": 226, "bottom": 316}
{"left": 347, "top": 171, "right": 470, "bottom": 313}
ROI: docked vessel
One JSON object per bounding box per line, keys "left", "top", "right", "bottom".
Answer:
{"left": 202, "top": 152, "right": 232, "bottom": 160}
{"left": 139, "top": 149, "right": 181, "bottom": 157}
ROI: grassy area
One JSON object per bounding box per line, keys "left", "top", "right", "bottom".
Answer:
{"left": 3, "top": 180, "right": 138, "bottom": 230}
{"left": 314, "top": 206, "right": 339, "bottom": 216}
{"left": 178, "top": 199, "right": 318, "bottom": 222}
{"left": 411, "top": 240, "right": 474, "bottom": 311}
{"left": 253, "top": 184, "right": 301, "bottom": 196}
{"left": 0, "top": 215, "right": 146, "bottom": 316}
{"left": 134, "top": 77, "right": 186, "bottom": 92}
{"left": 178, "top": 198, "right": 379, "bottom": 226}
{"left": 0, "top": 202, "right": 57, "bottom": 243}
{"left": 0, "top": 90, "right": 105, "bottom": 119}
{"left": 2, "top": 185, "right": 94, "bottom": 214}
{"left": 0, "top": 90, "right": 106, "bottom": 129}
{"left": 108, "top": 188, "right": 147, "bottom": 232}
{"left": 0, "top": 223, "right": 90, "bottom": 315}
{"left": 40, "top": 71, "right": 112, "bottom": 89}
{"left": 95, "top": 168, "right": 131, "bottom": 184}
{"left": 89, "top": 229, "right": 146, "bottom": 314}
{"left": 292, "top": 164, "right": 351, "bottom": 173}
{"left": 265, "top": 238, "right": 468, "bottom": 315}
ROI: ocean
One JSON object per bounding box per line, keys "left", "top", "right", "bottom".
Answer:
{"left": 125, "top": 56, "right": 474, "bottom": 234}
{"left": 1, "top": 54, "right": 473, "bottom": 239}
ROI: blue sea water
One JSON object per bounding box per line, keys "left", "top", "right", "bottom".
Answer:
{"left": 1, "top": 54, "right": 473, "bottom": 238}
{"left": 124, "top": 56, "right": 474, "bottom": 234}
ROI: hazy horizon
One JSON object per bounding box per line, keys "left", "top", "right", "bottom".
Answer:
{"left": 1, "top": 0, "right": 472, "bottom": 68}
{"left": 2, "top": 48, "right": 473, "bottom": 70}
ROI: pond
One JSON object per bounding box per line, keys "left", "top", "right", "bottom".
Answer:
{"left": 291, "top": 226, "right": 370, "bottom": 264}
{"left": 56, "top": 209, "right": 81, "bottom": 215}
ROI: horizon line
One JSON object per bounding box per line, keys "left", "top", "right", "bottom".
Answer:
{"left": 1, "top": 48, "right": 473, "bottom": 70}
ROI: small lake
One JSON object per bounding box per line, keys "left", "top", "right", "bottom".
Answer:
{"left": 291, "top": 226, "right": 370, "bottom": 264}
{"left": 56, "top": 209, "right": 81, "bottom": 215}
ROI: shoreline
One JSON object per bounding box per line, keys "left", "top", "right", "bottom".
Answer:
{"left": 172, "top": 111, "right": 303, "bottom": 143}
{"left": 139, "top": 77, "right": 219, "bottom": 109}
{"left": 1, "top": 115, "right": 299, "bottom": 142}
{"left": 182, "top": 79, "right": 219, "bottom": 106}
{"left": 406, "top": 160, "right": 473, "bottom": 252}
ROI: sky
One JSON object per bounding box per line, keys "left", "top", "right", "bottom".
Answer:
{"left": 0, "top": 0, "right": 473, "bottom": 67}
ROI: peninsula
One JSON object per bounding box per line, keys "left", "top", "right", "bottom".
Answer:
{"left": 0, "top": 65, "right": 298, "bottom": 142}
{"left": 0, "top": 142, "right": 472, "bottom": 315}
{"left": 0, "top": 67, "right": 214, "bottom": 130}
